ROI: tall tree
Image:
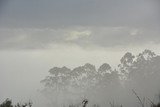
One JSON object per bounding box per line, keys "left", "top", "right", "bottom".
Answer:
{"left": 41, "top": 66, "right": 71, "bottom": 106}
{"left": 69, "top": 63, "right": 97, "bottom": 93}
{"left": 118, "top": 52, "right": 135, "bottom": 80}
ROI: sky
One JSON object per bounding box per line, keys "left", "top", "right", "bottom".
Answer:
{"left": 0, "top": 0, "right": 160, "bottom": 105}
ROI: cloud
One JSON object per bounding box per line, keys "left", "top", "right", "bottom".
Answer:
{"left": 130, "top": 29, "right": 139, "bottom": 36}
{"left": 0, "top": 26, "right": 160, "bottom": 50}
{"left": 0, "top": 0, "right": 159, "bottom": 50}
{"left": 65, "top": 30, "right": 91, "bottom": 41}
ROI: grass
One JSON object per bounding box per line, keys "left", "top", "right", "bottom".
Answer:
{"left": 1, "top": 92, "right": 160, "bottom": 107}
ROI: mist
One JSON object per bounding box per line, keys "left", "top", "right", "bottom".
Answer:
{"left": 1, "top": 47, "right": 160, "bottom": 107}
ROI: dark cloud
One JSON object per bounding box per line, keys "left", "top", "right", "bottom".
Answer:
{"left": 0, "top": 0, "right": 159, "bottom": 28}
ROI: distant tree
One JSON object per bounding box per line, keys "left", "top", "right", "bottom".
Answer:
{"left": 40, "top": 49, "right": 160, "bottom": 106}
{"left": 97, "top": 63, "right": 119, "bottom": 88}
{"left": 41, "top": 66, "right": 71, "bottom": 90}
{"left": 69, "top": 63, "right": 97, "bottom": 93}
{"left": 41, "top": 66, "right": 71, "bottom": 106}
{"left": 128, "top": 50, "right": 158, "bottom": 80}
{"left": 118, "top": 49, "right": 160, "bottom": 95}
{"left": 98, "top": 63, "right": 112, "bottom": 75}
{"left": 41, "top": 63, "right": 99, "bottom": 105}
{"left": 94, "top": 63, "right": 121, "bottom": 100}
{"left": 118, "top": 52, "right": 135, "bottom": 80}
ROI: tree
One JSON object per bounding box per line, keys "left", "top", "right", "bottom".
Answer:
{"left": 97, "top": 63, "right": 113, "bottom": 87}
{"left": 98, "top": 63, "right": 112, "bottom": 75}
{"left": 69, "top": 63, "right": 97, "bottom": 93}
{"left": 41, "top": 66, "right": 71, "bottom": 106}
{"left": 128, "top": 49, "right": 158, "bottom": 81}
{"left": 118, "top": 50, "right": 160, "bottom": 97}
{"left": 96, "top": 63, "right": 120, "bottom": 99}
{"left": 118, "top": 52, "right": 135, "bottom": 80}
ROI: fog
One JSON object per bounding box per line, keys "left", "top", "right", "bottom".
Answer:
{"left": 1, "top": 46, "right": 160, "bottom": 107}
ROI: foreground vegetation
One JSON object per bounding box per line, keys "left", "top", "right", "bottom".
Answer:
{"left": 1, "top": 92, "right": 160, "bottom": 107}
{"left": 0, "top": 99, "right": 32, "bottom": 107}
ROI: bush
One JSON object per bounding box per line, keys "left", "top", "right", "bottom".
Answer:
{"left": 0, "top": 99, "right": 13, "bottom": 107}
{"left": 0, "top": 99, "right": 32, "bottom": 107}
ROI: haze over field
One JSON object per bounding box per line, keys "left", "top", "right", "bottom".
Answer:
{"left": 0, "top": 0, "right": 160, "bottom": 107}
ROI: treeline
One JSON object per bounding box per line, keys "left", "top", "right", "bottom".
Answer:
{"left": 40, "top": 50, "right": 160, "bottom": 103}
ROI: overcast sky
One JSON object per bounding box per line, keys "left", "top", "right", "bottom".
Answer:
{"left": 0, "top": 0, "right": 160, "bottom": 104}
{"left": 0, "top": 0, "right": 160, "bottom": 49}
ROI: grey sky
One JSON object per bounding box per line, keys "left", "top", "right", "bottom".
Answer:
{"left": 0, "top": 0, "right": 160, "bottom": 49}
{"left": 0, "top": 0, "right": 159, "bottom": 28}
{"left": 0, "top": 27, "right": 160, "bottom": 49}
